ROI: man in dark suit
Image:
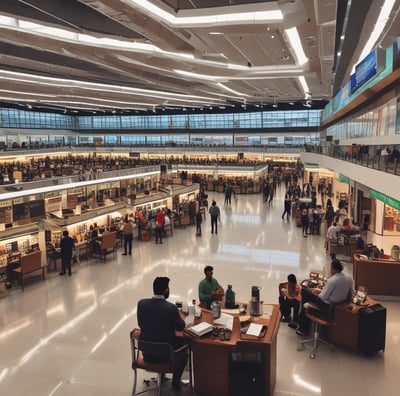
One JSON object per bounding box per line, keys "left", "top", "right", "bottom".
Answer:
{"left": 137, "top": 277, "right": 188, "bottom": 392}
{"left": 59, "top": 230, "right": 75, "bottom": 276}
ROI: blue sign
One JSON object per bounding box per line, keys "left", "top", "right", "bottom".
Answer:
{"left": 350, "top": 50, "right": 378, "bottom": 94}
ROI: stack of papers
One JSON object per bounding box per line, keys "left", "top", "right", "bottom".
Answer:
{"left": 246, "top": 323, "right": 265, "bottom": 337}
{"left": 213, "top": 313, "right": 234, "bottom": 330}
{"left": 186, "top": 322, "right": 213, "bottom": 337}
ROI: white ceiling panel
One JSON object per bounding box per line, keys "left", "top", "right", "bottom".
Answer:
{"left": 0, "top": 0, "right": 397, "bottom": 114}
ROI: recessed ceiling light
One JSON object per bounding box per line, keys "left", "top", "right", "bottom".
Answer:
{"left": 209, "top": 32, "right": 223, "bottom": 35}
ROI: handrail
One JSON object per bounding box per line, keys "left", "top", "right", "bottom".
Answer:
{"left": 0, "top": 165, "right": 160, "bottom": 195}
{"left": 304, "top": 145, "right": 400, "bottom": 176}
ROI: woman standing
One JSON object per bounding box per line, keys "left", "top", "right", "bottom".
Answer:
{"left": 122, "top": 216, "right": 134, "bottom": 255}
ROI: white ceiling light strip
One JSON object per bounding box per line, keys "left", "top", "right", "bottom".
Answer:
{"left": 0, "top": 89, "right": 58, "bottom": 97}
{"left": 216, "top": 83, "right": 250, "bottom": 97}
{"left": 173, "top": 66, "right": 305, "bottom": 81}
{"left": 284, "top": 27, "right": 308, "bottom": 66}
{"left": 0, "top": 70, "right": 219, "bottom": 102}
{"left": 298, "top": 76, "right": 310, "bottom": 96}
{"left": 126, "top": 0, "right": 283, "bottom": 27}
{"left": 0, "top": 15, "right": 307, "bottom": 77}
{"left": 351, "top": 0, "right": 397, "bottom": 73}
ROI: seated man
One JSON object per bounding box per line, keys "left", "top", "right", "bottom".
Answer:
{"left": 296, "top": 259, "right": 353, "bottom": 336}
{"left": 198, "top": 265, "right": 224, "bottom": 309}
{"left": 326, "top": 222, "right": 339, "bottom": 244}
{"left": 137, "top": 277, "right": 188, "bottom": 392}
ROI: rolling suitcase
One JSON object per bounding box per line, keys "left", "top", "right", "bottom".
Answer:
{"left": 358, "top": 304, "right": 386, "bottom": 354}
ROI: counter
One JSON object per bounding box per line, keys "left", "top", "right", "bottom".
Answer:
{"left": 353, "top": 254, "right": 400, "bottom": 296}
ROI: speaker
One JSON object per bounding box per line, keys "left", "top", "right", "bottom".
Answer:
{"left": 160, "top": 164, "right": 167, "bottom": 173}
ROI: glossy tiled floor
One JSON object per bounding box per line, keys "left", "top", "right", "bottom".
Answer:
{"left": 1, "top": 188, "right": 399, "bottom": 396}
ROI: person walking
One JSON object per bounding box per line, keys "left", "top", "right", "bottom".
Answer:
{"left": 59, "top": 230, "right": 75, "bottom": 276}
{"left": 224, "top": 184, "right": 233, "bottom": 206}
{"left": 268, "top": 185, "right": 274, "bottom": 207}
{"left": 122, "top": 216, "right": 134, "bottom": 255}
{"left": 195, "top": 211, "right": 203, "bottom": 236}
{"left": 301, "top": 205, "right": 309, "bottom": 237}
{"left": 281, "top": 193, "right": 291, "bottom": 220}
{"left": 209, "top": 200, "right": 220, "bottom": 234}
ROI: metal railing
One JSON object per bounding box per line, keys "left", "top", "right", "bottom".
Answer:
{"left": 305, "top": 145, "right": 400, "bottom": 176}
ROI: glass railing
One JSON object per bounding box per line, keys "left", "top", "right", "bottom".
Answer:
{"left": 304, "top": 145, "right": 400, "bottom": 176}
{"left": 0, "top": 166, "right": 161, "bottom": 195}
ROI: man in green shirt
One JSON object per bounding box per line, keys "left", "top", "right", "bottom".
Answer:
{"left": 199, "top": 266, "right": 224, "bottom": 308}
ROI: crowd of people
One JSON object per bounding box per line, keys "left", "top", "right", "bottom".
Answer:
{"left": 0, "top": 154, "right": 300, "bottom": 185}
{"left": 0, "top": 154, "right": 282, "bottom": 184}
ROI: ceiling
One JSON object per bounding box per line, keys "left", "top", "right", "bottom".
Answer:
{"left": 0, "top": 0, "right": 398, "bottom": 115}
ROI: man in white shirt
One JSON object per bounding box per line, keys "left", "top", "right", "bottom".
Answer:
{"left": 326, "top": 222, "right": 339, "bottom": 251}
{"left": 296, "top": 259, "right": 353, "bottom": 336}
{"left": 326, "top": 222, "right": 338, "bottom": 241}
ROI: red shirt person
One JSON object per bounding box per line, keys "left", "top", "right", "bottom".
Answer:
{"left": 155, "top": 209, "right": 165, "bottom": 244}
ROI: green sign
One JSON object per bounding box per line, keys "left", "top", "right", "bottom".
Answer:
{"left": 337, "top": 174, "right": 349, "bottom": 184}
{"left": 304, "top": 162, "right": 319, "bottom": 168}
{"left": 370, "top": 189, "right": 400, "bottom": 210}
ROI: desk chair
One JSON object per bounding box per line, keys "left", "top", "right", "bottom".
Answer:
{"left": 130, "top": 329, "right": 191, "bottom": 396}
{"left": 297, "top": 303, "right": 335, "bottom": 359}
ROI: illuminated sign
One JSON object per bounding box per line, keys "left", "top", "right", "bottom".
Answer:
{"left": 370, "top": 189, "right": 400, "bottom": 211}
{"left": 350, "top": 49, "right": 386, "bottom": 94}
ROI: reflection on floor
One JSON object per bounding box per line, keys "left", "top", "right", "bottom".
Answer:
{"left": 0, "top": 189, "right": 399, "bottom": 396}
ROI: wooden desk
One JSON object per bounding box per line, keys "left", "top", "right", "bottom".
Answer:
{"left": 185, "top": 304, "right": 280, "bottom": 396}
{"left": 328, "top": 297, "right": 375, "bottom": 351}
{"left": 13, "top": 251, "right": 46, "bottom": 291}
{"left": 353, "top": 255, "right": 400, "bottom": 296}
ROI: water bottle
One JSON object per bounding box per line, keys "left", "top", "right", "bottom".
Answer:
{"left": 211, "top": 300, "right": 221, "bottom": 319}
{"left": 250, "top": 286, "right": 261, "bottom": 316}
{"left": 225, "top": 284, "right": 236, "bottom": 309}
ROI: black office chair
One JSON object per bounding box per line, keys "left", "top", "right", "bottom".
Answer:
{"left": 130, "top": 329, "right": 191, "bottom": 396}
{"left": 297, "top": 303, "right": 335, "bottom": 359}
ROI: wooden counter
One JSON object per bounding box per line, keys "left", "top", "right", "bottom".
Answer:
{"left": 328, "top": 297, "right": 375, "bottom": 351}
{"left": 185, "top": 304, "right": 280, "bottom": 396}
{"left": 353, "top": 255, "right": 400, "bottom": 296}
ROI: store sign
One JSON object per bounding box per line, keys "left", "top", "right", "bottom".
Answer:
{"left": 393, "top": 36, "right": 400, "bottom": 69}
{"left": 45, "top": 197, "right": 62, "bottom": 213}
{"left": 350, "top": 49, "right": 386, "bottom": 94}
{"left": 0, "top": 200, "right": 12, "bottom": 207}
{"left": 337, "top": 174, "right": 349, "bottom": 184}
{"left": 370, "top": 189, "right": 400, "bottom": 211}
{"left": 304, "top": 162, "right": 319, "bottom": 168}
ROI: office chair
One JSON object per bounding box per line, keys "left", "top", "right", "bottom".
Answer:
{"left": 297, "top": 303, "right": 335, "bottom": 359}
{"left": 130, "top": 329, "right": 190, "bottom": 396}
